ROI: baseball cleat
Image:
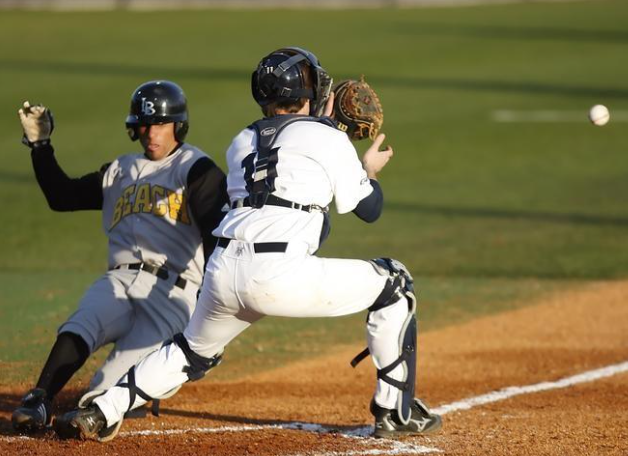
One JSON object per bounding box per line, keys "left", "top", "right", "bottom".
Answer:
{"left": 54, "top": 404, "right": 116, "bottom": 441}
{"left": 370, "top": 397, "right": 442, "bottom": 439}
{"left": 12, "top": 388, "right": 52, "bottom": 433}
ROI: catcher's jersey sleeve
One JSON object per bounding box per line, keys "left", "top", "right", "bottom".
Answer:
{"left": 321, "top": 131, "right": 373, "bottom": 214}
{"left": 30, "top": 143, "right": 106, "bottom": 211}
{"left": 353, "top": 179, "right": 383, "bottom": 223}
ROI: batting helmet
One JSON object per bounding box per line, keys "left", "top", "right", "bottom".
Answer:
{"left": 126, "top": 80, "right": 189, "bottom": 142}
{"left": 251, "top": 47, "right": 333, "bottom": 117}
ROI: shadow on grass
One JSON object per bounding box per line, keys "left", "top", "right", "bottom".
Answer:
{"left": 2, "top": 59, "right": 249, "bottom": 83}
{"left": 366, "top": 75, "right": 628, "bottom": 100}
{"left": 387, "top": 201, "right": 628, "bottom": 227}
{"left": 395, "top": 22, "right": 628, "bottom": 44}
{"left": 4, "top": 59, "right": 628, "bottom": 99}
{"left": 0, "top": 170, "right": 33, "bottom": 184}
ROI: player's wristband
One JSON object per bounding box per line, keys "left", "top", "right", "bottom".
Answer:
{"left": 22, "top": 135, "right": 51, "bottom": 149}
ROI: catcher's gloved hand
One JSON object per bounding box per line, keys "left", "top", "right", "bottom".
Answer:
{"left": 18, "top": 101, "right": 54, "bottom": 147}
{"left": 332, "top": 76, "right": 383, "bottom": 141}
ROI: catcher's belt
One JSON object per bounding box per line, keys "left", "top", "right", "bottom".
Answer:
{"left": 216, "top": 237, "right": 288, "bottom": 254}
{"left": 231, "top": 194, "right": 328, "bottom": 213}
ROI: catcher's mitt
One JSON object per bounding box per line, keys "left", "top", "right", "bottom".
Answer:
{"left": 333, "top": 76, "right": 383, "bottom": 141}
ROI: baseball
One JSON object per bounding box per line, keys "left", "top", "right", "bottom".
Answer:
{"left": 588, "top": 104, "right": 610, "bottom": 126}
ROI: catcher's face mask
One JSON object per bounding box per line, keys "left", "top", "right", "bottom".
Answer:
{"left": 252, "top": 47, "right": 333, "bottom": 117}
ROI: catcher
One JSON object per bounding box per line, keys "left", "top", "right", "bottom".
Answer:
{"left": 53, "top": 48, "right": 441, "bottom": 442}
{"left": 12, "top": 81, "right": 229, "bottom": 434}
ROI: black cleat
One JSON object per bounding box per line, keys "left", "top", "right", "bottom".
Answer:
{"left": 371, "top": 397, "right": 442, "bottom": 439}
{"left": 12, "top": 388, "right": 52, "bottom": 433}
{"left": 54, "top": 405, "right": 110, "bottom": 441}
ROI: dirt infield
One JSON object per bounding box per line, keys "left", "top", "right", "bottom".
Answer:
{"left": 2, "top": 280, "right": 627, "bottom": 455}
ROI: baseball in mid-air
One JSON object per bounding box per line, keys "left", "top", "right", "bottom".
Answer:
{"left": 588, "top": 104, "right": 610, "bottom": 126}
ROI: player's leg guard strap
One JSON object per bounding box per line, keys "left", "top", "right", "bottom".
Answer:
{"left": 117, "top": 366, "right": 155, "bottom": 413}
{"left": 377, "top": 346, "right": 413, "bottom": 392}
{"left": 173, "top": 333, "right": 222, "bottom": 382}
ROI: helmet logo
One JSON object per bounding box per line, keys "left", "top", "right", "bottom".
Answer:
{"left": 261, "top": 127, "right": 276, "bottom": 137}
{"left": 141, "top": 98, "right": 156, "bottom": 115}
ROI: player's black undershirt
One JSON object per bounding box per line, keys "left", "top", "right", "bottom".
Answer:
{"left": 30, "top": 143, "right": 228, "bottom": 261}
{"left": 186, "top": 157, "right": 229, "bottom": 261}
{"left": 353, "top": 179, "right": 383, "bottom": 223}
{"left": 31, "top": 143, "right": 105, "bottom": 211}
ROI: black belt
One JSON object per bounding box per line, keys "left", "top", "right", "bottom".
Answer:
{"left": 231, "top": 194, "right": 326, "bottom": 213}
{"left": 114, "top": 263, "right": 188, "bottom": 290}
{"left": 217, "top": 237, "right": 288, "bottom": 253}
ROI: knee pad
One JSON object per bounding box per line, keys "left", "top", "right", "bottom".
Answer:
{"left": 368, "top": 258, "right": 415, "bottom": 313}
{"left": 173, "top": 333, "right": 223, "bottom": 382}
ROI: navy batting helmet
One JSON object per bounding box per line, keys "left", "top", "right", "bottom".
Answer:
{"left": 126, "top": 80, "right": 189, "bottom": 142}
{"left": 251, "top": 47, "right": 333, "bottom": 117}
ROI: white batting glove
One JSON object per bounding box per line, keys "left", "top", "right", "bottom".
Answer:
{"left": 18, "top": 101, "right": 54, "bottom": 147}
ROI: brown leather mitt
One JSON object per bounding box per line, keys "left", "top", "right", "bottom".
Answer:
{"left": 333, "top": 76, "right": 383, "bottom": 141}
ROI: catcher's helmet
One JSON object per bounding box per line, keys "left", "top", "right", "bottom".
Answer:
{"left": 126, "top": 80, "right": 189, "bottom": 142}
{"left": 251, "top": 47, "right": 333, "bottom": 117}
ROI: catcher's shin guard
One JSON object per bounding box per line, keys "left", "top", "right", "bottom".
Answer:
{"left": 389, "top": 289, "right": 417, "bottom": 425}
{"left": 351, "top": 258, "right": 418, "bottom": 425}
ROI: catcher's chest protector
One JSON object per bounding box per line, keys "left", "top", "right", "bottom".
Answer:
{"left": 247, "top": 115, "right": 336, "bottom": 208}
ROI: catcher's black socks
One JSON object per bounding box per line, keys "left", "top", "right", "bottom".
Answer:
{"left": 36, "top": 331, "right": 90, "bottom": 400}
{"left": 12, "top": 388, "right": 52, "bottom": 432}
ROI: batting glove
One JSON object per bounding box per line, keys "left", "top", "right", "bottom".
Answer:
{"left": 19, "top": 101, "right": 54, "bottom": 147}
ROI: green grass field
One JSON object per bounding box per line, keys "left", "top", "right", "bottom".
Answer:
{"left": 1, "top": 0, "right": 627, "bottom": 384}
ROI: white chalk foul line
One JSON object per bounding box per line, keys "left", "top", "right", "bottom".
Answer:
{"left": 2, "top": 360, "right": 628, "bottom": 454}
{"left": 492, "top": 109, "right": 628, "bottom": 123}
{"left": 432, "top": 360, "right": 628, "bottom": 416}
{"left": 118, "top": 422, "right": 439, "bottom": 455}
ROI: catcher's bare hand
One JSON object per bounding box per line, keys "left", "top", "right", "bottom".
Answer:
{"left": 19, "top": 101, "right": 53, "bottom": 145}
{"left": 362, "top": 133, "right": 393, "bottom": 179}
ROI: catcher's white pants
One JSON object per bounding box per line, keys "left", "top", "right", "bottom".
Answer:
{"left": 95, "top": 240, "right": 410, "bottom": 426}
